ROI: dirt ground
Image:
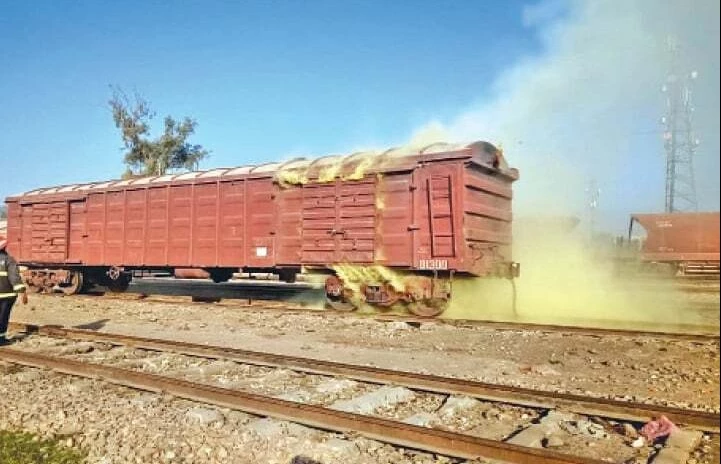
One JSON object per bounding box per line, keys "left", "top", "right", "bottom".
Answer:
{"left": 9, "top": 293, "right": 720, "bottom": 412}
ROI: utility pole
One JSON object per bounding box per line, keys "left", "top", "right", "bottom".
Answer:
{"left": 586, "top": 179, "right": 600, "bottom": 241}
{"left": 661, "top": 37, "right": 699, "bottom": 213}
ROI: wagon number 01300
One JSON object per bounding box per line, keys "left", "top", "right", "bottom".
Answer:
{"left": 419, "top": 259, "right": 448, "bottom": 270}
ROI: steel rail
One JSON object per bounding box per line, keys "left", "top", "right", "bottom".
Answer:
{"left": 0, "top": 347, "right": 608, "bottom": 464}
{"left": 11, "top": 322, "right": 720, "bottom": 432}
{"left": 428, "top": 318, "right": 720, "bottom": 342}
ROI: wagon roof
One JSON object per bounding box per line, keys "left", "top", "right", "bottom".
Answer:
{"left": 7, "top": 140, "right": 517, "bottom": 200}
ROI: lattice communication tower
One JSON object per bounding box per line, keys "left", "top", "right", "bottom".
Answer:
{"left": 661, "top": 38, "right": 699, "bottom": 213}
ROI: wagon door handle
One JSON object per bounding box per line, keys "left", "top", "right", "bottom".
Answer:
{"left": 329, "top": 229, "right": 346, "bottom": 235}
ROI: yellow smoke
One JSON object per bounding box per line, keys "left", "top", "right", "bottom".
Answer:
{"left": 343, "top": 155, "right": 375, "bottom": 181}
{"left": 445, "top": 220, "right": 714, "bottom": 332}
{"left": 331, "top": 264, "right": 423, "bottom": 314}
{"left": 317, "top": 163, "right": 341, "bottom": 183}
{"left": 275, "top": 152, "right": 381, "bottom": 187}
{"left": 275, "top": 142, "right": 460, "bottom": 187}
{"left": 332, "top": 264, "right": 404, "bottom": 291}
{"left": 407, "top": 121, "right": 447, "bottom": 147}
{"left": 275, "top": 169, "right": 308, "bottom": 187}
{"left": 375, "top": 174, "right": 385, "bottom": 210}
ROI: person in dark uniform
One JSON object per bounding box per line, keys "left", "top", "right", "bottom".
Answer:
{"left": 0, "top": 235, "right": 27, "bottom": 345}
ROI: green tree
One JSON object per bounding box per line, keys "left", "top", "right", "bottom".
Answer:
{"left": 109, "top": 88, "right": 209, "bottom": 177}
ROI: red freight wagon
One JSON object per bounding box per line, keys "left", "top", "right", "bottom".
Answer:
{"left": 5, "top": 141, "right": 519, "bottom": 316}
{"left": 629, "top": 212, "right": 720, "bottom": 276}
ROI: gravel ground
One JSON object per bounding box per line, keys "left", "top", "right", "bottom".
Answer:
{"left": 11, "top": 294, "right": 719, "bottom": 411}
{"left": 10, "top": 336, "right": 543, "bottom": 440}
{"left": 0, "top": 362, "right": 470, "bottom": 464}
{"left": 0, "top": 335, "right": 678, "bottom": 463}
{"left": 2, "top": 293, "right": 719, "bottom": 463}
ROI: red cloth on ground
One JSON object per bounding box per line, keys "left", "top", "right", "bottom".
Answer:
{"left": 640, "top": 415, "right": 679, "bottom": 441}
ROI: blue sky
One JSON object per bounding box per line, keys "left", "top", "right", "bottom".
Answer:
{"left": 1, "top": 0, "right": 719, "bottom": 233}
{"left": 0, "top": 1, "right": 537, "bottom": 185}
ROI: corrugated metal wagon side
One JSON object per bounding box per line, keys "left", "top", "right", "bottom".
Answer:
{"left": 629, "top": 212, "right": 720, "bottom": 276}
{"left": 4, "top": 140, "right": 519, "bottom": 317}
{"left": 318, "top": 141, "right": 519, "bottom": 316}
{"left": 4, "top": 166, "right": 296, "bottom": 293}
{"left": 459, "top": 144, "right": 517, "bottom": 277}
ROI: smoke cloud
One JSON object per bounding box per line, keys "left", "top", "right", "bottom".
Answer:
{"left": 408, "top": 1, "right": 719, "bottom": 328}
{"left": 409, "top": 0, "right": 720, "bottom": 227}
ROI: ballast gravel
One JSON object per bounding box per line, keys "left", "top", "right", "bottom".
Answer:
{"left": 3, "top": 292, "right": 719, "bottom": 462}
{"left": 0, "top": 362, "right": 480, "bottom": 464}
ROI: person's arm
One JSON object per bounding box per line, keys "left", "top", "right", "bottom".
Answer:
{"left": 7, "top": 256, "right": 27, "bottom": 304}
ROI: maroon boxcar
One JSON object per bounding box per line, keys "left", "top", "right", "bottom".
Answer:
{"left": 4, "top": 141, "right": 519, "bottom": 316}
{"left": 629, "top": 212, "right": 720, "bottom": 276}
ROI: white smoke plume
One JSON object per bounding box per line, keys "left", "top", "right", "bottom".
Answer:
{"left": 409, "top": 0, "right": 720, "bottom": 228}
{"left": 411, "top": 0, "right": 719, "bottom": 327}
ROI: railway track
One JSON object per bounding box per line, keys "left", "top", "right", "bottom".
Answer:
{"left": 629, "top": 279, "right": 720, "bottom": 294}
{"left": 2, "top": 323, "right": 718, "bottom": 463}
{"left": 9, "top": 322, "right": 719, "bottom": 431}
{"left": 0, "top": 347, "right": 601, "bottom": 464}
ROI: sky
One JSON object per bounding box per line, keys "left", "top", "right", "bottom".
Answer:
{"left": 1, "top": 0, "right": 719, "bottom": 234}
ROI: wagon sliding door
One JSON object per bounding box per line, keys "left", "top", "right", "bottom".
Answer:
{"left": 245, "top": 178, "right": 276, "bottom": 268}
{"left": 15, "top": 199, "right": 86, "bottom": 264}
{"left": 19, "top": 204, "right": 34, "bottom": 260}
{"left": 336, "top": 179, "right": 375, "bottom": 263}
{"left": 300, "top": 183, "right": 336, "bottom": 264}
{"left": 413, "top": 164, "right": 462, "bottom": 270}
{"left": 300, "top": 178, "right": 376, "bottom": 265}
{"left": 168, "top": 185, "right": 192, "bottom": 266}
{"left": 66, "top": 199, "right": 87, "bottom": 263}
{"left": 374, "top": 172, "right": 414, "bottom": 267}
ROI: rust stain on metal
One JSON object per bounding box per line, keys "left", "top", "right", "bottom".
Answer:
{"left": 0, "top": 347, "right": 607, "bottom": 464}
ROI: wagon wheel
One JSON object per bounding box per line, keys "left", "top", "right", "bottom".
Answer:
{"left": 325, "top": 297, "right": 358, "bottom": 312}
{"left": 41, "top": 277, "right": 55, "bottom": 293}
{"left": 209, "top": 269, "right": 234, "bottom": 284}
{"left": 60, "top": 271, "right": 84, "bottom": 296}
{"left": 24, "top": 278, "right": 44, "bottom": 294}
{"left": 27, "top": 284, "right": 44, "bottom": 294}
{"left": 106, "top": 274, "right": 131, "bottom": 293}
{"left": 407, "top": 298, "right": 448, "bottom": 318}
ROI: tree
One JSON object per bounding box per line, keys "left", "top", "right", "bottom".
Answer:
{"left": 0, "top": 205, "right": 6, "bottom": 220}
{"left": 109, "top": 88, "right": 209, "bottom": 177}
